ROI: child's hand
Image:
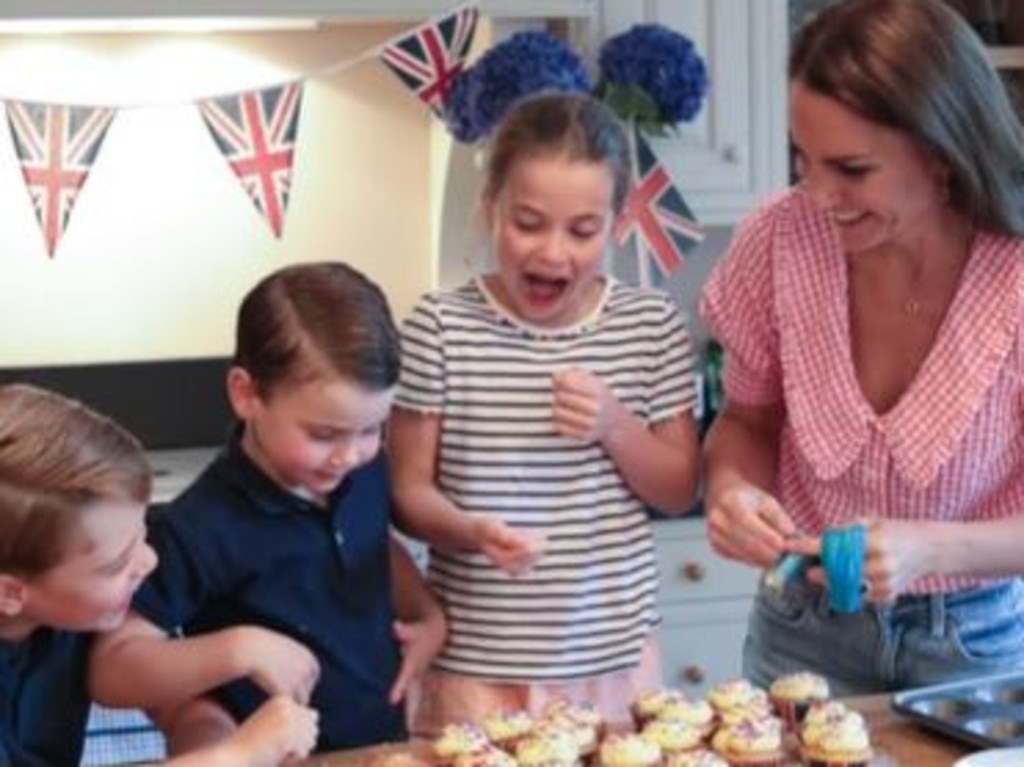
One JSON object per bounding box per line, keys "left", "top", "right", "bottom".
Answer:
{"left": 387, "top": 607, "right": 447, "bottom": 704}
{"left": 217, "top": 695, "right": 318, "bottom": 767}
{"left": 234, "top": 626, "right": 321, "bottom": 704}
{"left": 552, "top": 367, "right": 627, "bottom": 444}
{"left": 473, "top": 517, "right": 547, "bottom": 576}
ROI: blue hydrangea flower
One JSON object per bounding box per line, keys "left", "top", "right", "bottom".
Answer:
{"left": 443, "top": 30, "right": 591, "bottom": 143}
{"left": 598, "top": 23, "right": 709, "bottom": 125}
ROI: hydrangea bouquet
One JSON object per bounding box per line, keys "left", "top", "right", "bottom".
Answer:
{"left": 597, "top": 23, "right": 709, "bottom": 135}
{"left": 443, "top": 30, "right": 591, "bottom": 143}
{"left": 443, "top": 23, "right": 707, "bottom": 144}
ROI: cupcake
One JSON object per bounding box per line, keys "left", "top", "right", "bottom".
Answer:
{"left": 768, "top": 672, "right": 830, "bottom": 729}
{"left": 542, "top": 698, "right": 605, "bottom": 734}
{"left": 541, "top": 698, "right": 605, "bottom": 755}
{"left": 598, "top": 733, "right": 663, "bottom": 767}
{"left": 800, "top": 713, "right": 872, "bottom": 767}
{"left": 663, "top": 750, "right": 729, "bottom": 767}
{"left": 710, "top": 717, "right": 785, "bottom": 767}
{"left": 714, "top": 695, "right": 773, "bottom": 730}
{"left": 516, "top": 728, "right": 582, "bottom": 767}
{"left": 632, "top": 689, "right": 687, "bottom": 728}
{"left": 639, "top": 718, "right": 705, "bottom": 757}
{"left": 454, "top": 746, "right": 520, "bottom": 767}
{"left": 536, "top": 716, "right": 599, "bottom": 761}
{"left": 483, "top": 709, "right": 535, "bottom": 752}
{"left": 706, "top": 680, "right": 769, "bottom": 717}
{"left": 433, "top": 724, "right": 490, "bottom": 766}
{"left": 655, "top": 697, "right": 716, "bottom": 738}
{"left": 799, "top": 701, "right": 858, "bottom": 748}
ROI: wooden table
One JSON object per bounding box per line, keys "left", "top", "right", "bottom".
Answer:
{"left": 297, "top": 695, "right": 975, "bottom": 767}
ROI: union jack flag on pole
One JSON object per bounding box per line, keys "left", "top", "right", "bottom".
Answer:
{"left": 6, "top": 101, "right": 115, "bottom": 257}
{"left": 378, "top": 4, "right": 478, "bottom": 117}
{"left": 614, "top": 126, "right": 704, "bottom": 287}
{"left": 198, "top": 81, "right": 303, "bottom": 238}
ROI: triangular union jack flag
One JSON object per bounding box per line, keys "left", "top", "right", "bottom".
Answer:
{"left": 198, "top": 81, "right": 302, "bottom": 238}
{"left": 6, "top": 101, "right": 115, "bottom": 257}
{"left": 378, "top": 5, "right": 478, "bottom": 118}
{"left": 614, "top": 127, "right": 704, "bottom": 286}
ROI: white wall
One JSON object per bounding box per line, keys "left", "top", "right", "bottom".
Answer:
{"left": 0, "top": 24, "right": 438, "bottom": 366}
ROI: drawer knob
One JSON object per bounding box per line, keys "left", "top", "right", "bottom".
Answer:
{"left": 681, "top": 562, "right": 706, "bottom": 582}
{"left": 681, "top": 665, "right": 706, "bottom": 685}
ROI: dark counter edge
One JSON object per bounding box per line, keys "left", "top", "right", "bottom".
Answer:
{"left": 0, "top": 358, "right": 233, "bottom": 449}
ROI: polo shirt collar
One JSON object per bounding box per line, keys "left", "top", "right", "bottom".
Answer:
{"left": 219, "top": 426, "right": 350, "bottom": 516}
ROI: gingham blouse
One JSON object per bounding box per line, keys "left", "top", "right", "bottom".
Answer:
{"left": 701, "top": 188, "right": 1024, "bottom": 594}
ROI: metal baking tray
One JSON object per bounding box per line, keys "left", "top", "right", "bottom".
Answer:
{"left": 892, "top": 671, "right": 1024, "bottom": 748}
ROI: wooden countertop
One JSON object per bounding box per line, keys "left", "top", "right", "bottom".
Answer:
{"left": 296, "top": 695, "right": 975, "bottom": 767}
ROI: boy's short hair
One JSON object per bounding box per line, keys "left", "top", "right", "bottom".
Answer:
{"left": 233, "top": 262, "right": 400, "bottom": 395}
{"left": 0, "top": 384, "right": 151, "bottom": 575}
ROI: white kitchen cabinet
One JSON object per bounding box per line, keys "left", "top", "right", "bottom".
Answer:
{"left": 593, "top": 0, "right": 790, "bottom": 225}
{"left": 653, "top": 516, "right": 759, "bottom": 696}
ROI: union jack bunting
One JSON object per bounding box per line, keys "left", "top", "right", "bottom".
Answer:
{"left": 614, "top": 127, "right": 704, "bottom": 287}
{"left": 198, "top": 81, "right": 303, "bottom": 238}
{"left": 6, "top": 101, "right": 115, "bottom": 257}
{"left": 378, "top": 4, "right": 478, "bottom": 117}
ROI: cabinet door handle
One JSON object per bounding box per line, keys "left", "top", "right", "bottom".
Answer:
{"left": 680, "top": 665, "right": 706, "bottom": 685}
{"left": 680, "top": 562, "right": 706, "bottom": 582}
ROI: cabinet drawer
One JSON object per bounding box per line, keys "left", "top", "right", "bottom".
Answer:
{"left": 659, "top": 601, "right": 751, "bottom": 697}
{"left": 654, "top": 522, "right": 759, "bottom": 603}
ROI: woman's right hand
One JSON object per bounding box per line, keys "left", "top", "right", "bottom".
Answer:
{"left": 472, "top": 517, "right": 547, "bottom": 576}
{"left": 706, "top": 484, "right": 797, "bottom": 568}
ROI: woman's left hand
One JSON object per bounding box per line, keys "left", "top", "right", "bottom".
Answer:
{"left": 551, "top": 367, "right": 626, "bottom": 443}
{"left": 801, "top": 518, "right": 938, "bottom": 603}
{"left": 861, "top": 518, "right": 937, "bottom": 602}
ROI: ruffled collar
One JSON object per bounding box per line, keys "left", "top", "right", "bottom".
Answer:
{"left": 776, "top": 191, "right": 1023, "bottom": 487}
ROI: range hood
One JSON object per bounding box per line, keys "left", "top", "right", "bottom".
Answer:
{"left": 0, "top": 0, "right": 595, "bottom": 24}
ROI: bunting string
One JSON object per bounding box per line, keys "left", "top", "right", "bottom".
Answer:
{"left": 0, "top": 3, "right": 478, "bottom": 254}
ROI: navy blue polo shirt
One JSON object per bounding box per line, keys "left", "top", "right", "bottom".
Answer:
{"left": 0, "top": 629, "right": 91, "bottom": 766}
{"left": 133, "top": 436, "right": 404, "bottom": 751}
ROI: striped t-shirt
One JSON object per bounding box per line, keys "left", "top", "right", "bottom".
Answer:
{"left": 396, "top": 276, "right": 697, "bottom": 681}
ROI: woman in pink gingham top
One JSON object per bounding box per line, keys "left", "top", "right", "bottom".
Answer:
{"left": 700, "top": 0, "right": 1024, "bottom": 696}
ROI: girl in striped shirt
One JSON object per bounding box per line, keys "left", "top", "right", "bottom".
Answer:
{"left": 389, "top": 92, "right": 700, "bottom": 733}
{"left": 702, "top": 0, "right": 1024, "bottom": 696}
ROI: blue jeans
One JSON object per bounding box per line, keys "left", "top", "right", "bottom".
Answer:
{"left": 743, "top": 578, "right": 1024, "bottom": 697}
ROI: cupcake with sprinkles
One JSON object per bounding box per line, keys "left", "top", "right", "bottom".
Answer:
{"left": 536, "top": 716, "right": 599, "bottom": 762}
{"left": 800, "top": 711, "right": 872, "bottom": 767}
{"left": 710, "top": 716, "right": 785, "bottom": 767}
{"left": 434, "top": 724, "right": 490, "bottom": 767}
{"left": 656, "top": 697, "right": 716, "bottom": 739}
{"left": 632, "top": 689, "right": 688, "bottom": 728}
{"left": 707, "top": 680, "right": 771, "bottom": 720}
{"left": 516, "top": 728, "right": 583, "bottom": 767}
{"left": 800, "top": 701, "right": 858, "bottom": 749}
{"left": 768, "top": 672, "right": 830, "bottom": 729}
{"left": 640, "top": 717, "right": 705, "bottom": 758}
{"left": 483, "top": 709, "right": 535, "bottom": 753}
{"left": 598, "top": 733, "right": 663, "bottom": 767}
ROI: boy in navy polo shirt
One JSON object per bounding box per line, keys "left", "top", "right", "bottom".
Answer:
{"left": 0, "top": 383, "right": 318, "bottom": 767}
{"left": 90, "top": 262, "right": 446, "bottom": 755}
